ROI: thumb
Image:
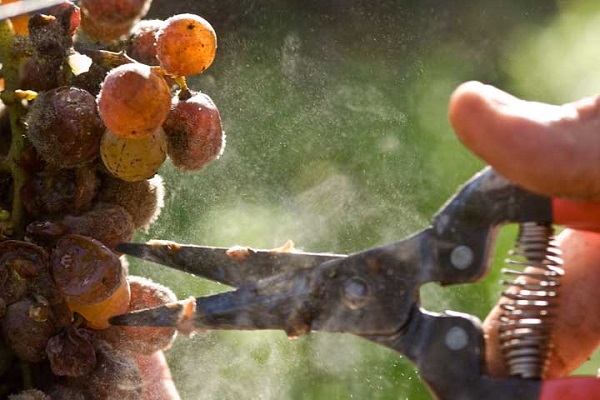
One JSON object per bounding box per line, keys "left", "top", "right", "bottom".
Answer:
{"left": 448, "top": 81, "right": 600, "bottom": 202}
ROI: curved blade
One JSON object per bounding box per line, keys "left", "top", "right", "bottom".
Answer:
{"left": 116, "top": 241, "right": 345, "bottom": 287}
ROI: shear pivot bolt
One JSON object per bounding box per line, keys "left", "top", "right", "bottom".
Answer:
{"left": 445, "top": 326, "right": 468, "bottom": 351}
{"left": 450, "top": 245, "right": 473, "bottom": 270}
{"left": 342, "top": 277, "right": 370, "bottom": 310}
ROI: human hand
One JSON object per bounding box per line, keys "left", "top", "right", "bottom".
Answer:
{"left": 449, "top": 81, "right": 600, "bottom": 378}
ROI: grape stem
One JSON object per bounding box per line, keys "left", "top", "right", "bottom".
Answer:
{"left": 77, "top": 48, "right": 137, "bottom": 70}
{"left": 178, "top": 87, "right": 193, "bottom": 101}
{"left": 0, "top": 21, "right": 31, "bottom": 239}
{"left": 156, "top": 67, "right": 189, "bottom": 94}
{"left": 174, "top": 74, "right": 189, "bottom": 93}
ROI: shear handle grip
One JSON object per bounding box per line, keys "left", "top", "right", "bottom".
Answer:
{"left": 540, "top": 377, "right": 600, "bottom": 400}
{"left": 553, "top": 198, "right": 600, "bottom": 232}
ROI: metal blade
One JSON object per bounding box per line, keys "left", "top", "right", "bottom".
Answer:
{"left": 110, "top": 267, "right": 317, "bottom": 337}
{"left": 110, "top": 300, "right": 187, "bottom": 329}
{"left": 0, "top": 0, "right": 66, "bottom": 20}
{"left": 116, "top": 241, "right": 345, "bottom": 287}
{"left": 111, "top": 234, "right": 425, "bottom": 337}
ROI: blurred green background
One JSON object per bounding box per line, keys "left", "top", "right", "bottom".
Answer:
{"left": 129, "top": 1, "right": 600, "bottom": 398}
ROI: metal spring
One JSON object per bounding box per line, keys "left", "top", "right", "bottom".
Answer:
{"left": 498, "top": 222, "right": 564, "bottom": 379}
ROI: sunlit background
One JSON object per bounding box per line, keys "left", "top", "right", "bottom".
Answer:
{"left": 127, "top": 1, "right": 600, "bottom": 398}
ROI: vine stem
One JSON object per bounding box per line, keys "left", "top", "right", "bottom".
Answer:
{"left": 5, "top": 96, "right": 28, "bottom": 239}
{"left": 0, "top": 20, "right": 29, "bottom": 239}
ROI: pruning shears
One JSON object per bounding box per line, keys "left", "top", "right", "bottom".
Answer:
{"left": 110, "top": 168, "right": 600, "bottom": 399}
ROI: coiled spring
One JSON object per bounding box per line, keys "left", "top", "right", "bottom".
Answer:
{"left": 498, "top": 222, "right": 564, "bottom": 379}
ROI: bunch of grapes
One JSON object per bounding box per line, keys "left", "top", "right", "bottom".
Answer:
{"left": 0, "top": 0, "right": 225, "bottom": 397}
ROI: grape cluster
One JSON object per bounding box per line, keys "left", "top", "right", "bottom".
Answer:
{"left": 0, "top": 0, "right": 224, "bottom": 397}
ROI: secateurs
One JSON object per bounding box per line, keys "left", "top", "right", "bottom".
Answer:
{"left": 111, "top": 167, "right": 600, "bottom": 400}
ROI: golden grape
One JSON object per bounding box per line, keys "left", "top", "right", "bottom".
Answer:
{"left": 156, "top": 13, "right": 217, "bottom": 76}
{"left": 100, "top": 128, "right": 167, "bottom": 182}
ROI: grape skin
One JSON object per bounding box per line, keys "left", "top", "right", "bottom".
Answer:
{"left": 50, "top": 234, "right": 130, "bottom": 329}
{"left": 100, "top": 128, "right": 167, "bottom": 182}
{"left": 46, "top": 327, "right": 97, "bottom": 377}
{"left": 97, "top": 275, "right": 177, "bottom": 355}
{"left": 1, "top": 297, "right": 57, "bottom": 362}
{"left": 0, "top": 241, "right": 55, "bottom": 305}
{"left": 81, "top": 0, "right": 152, "bottom": 25}
{"left": 68, "top": 340, "right": 143, "bottom": 400}
{"left": 163, "top": 92, "right": 225, "bottom": 171}
{"left": 21, "top": 6, "right": 79, "bottom": 91}
{"left": 21, "top": 165, "right": 99, "bottom": 219}
{"left": 80, "top": 13, "right": 137, "bottom": 43}
{"left": 98, "top": 174, "right": 165, "bottom": 230}
{"left": 126, "top": 19, "right": 162, "bottom": 65}
{"left": 156, "top": 13, "right": 217, "bottom": 76}
{"left": 26, "top": 87, "right": 104, "bottom": 168}
{"left": 79, "top": 0, "right": 150, "bottom": 43}
{"left": 51, "top": 234, "right": 123, "bottom": 305}
{"left": 62, "top": 203, "right": 136, "bottom": 250}
{"left": 25, "top": 220, "right": 69, "bottom": 247}
{"left": 97, "top": 63, "right": 171, "bottom": 139}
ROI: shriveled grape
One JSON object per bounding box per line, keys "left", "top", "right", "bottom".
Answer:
{"left": 26, "top": 87, "right": 104, "bottom": 167}
{"left": 51, "top": 234, "right": 130, "bottom": 329}
{"left": 164, "top": 91, "right": 225, "bottom": 170}
{"left": 62, "top": 203, "right": 135, "bottom": 250}
{"left": 28, "top": 12, "right": 72, "bottom": 56}
{"left": 0, "top": 241, "right": 53, "bottom": 304}
{"left": 21, "top": 165, "right": 99, "bottom": 219}
{"left": 100, "top": 128, "right": 167, "bottom": 182}
{"left": 0, "top": 265, "right": 27, "bottom": 306}
{"left": 48, "top": 1, "right": 82, "bottom": 36}
{"left": 46, "top": 327, "right": 97, "bottom": 377}
{"left": 97, "top": 63, "right": 171, "bottom": 139}
{"left": 68, "top": 340, "right": 143, "bottom": 400}
{"left": 25, "top": 220, "right": 69, "bottom": 247}
{"left": 126, "top": 19, "right": 162, "bottom": 65}
{"left": 98, "top": 175, "right": 164, "bottom": 230}
{"left": 1, "top": 297, "right": 57, "bottom": 362}
{"left": 21, "top": 6, "right": 80, "bottom": 91}
{"left": 156, "top": 13, "right": 217, "bottom": 76}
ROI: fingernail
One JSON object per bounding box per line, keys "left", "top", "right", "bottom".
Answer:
{"left": 477, "top": 83, "right": 519, "bottom": 105}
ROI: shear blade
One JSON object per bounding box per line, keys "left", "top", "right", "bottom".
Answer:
{"left": 0, "top": 0, "right": 65, "bottom": 20}
{"left": 116, "top": 241, "right": 345, "bottom": 287}
{"left": 110, "top": 301, "right": 186, "bottom": 329}
{"left": 110, "top": 268, "right": 316, "bottom": 336}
